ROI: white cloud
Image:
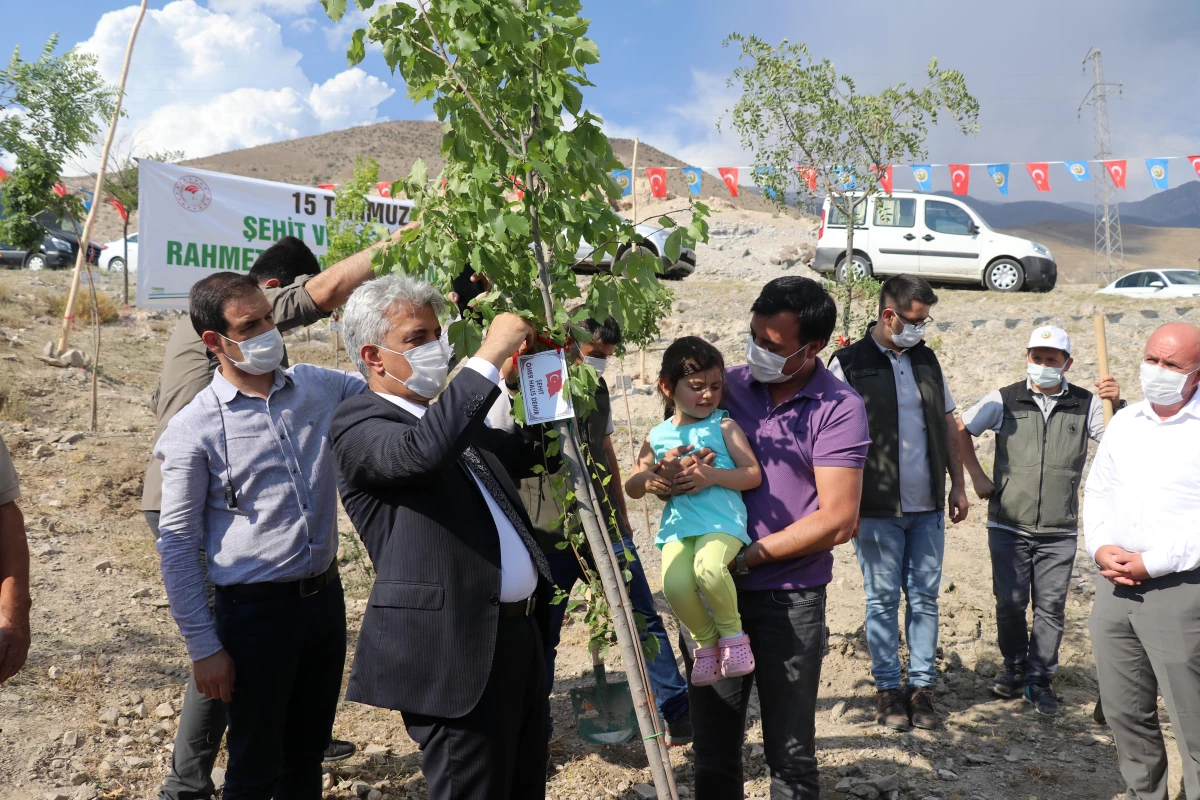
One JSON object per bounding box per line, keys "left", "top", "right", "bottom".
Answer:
{"left": 206, "top": 0, "right": 317, "bottom": 15}
{"left": 597, "top": 69, "right": 753, "bottom": 171}
{"left": 73, "top": 0, "right": 394, "bottom": 164}
{"left": 290, "top": 16, "right": 318, "bottom": 33}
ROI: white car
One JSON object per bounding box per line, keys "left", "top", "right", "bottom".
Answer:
{"left": 100, "top": 233, "right": 138, "bottom": 272}
{"left": 1096, "top": 269, "right": 1200, "bottom": 299}
{"left": 814, "top": 191, "right": 1057, "bottom": 292}
{"left": 572, "top": 223, "right": 697, "bottom": 280}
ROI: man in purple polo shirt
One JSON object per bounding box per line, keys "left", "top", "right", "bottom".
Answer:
{"left": 676, "top": 276, "right": 869, "bottom": 800}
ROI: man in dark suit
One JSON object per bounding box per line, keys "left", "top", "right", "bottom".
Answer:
{"left": 331, "top": 274, "right": 553, "bottom": 800}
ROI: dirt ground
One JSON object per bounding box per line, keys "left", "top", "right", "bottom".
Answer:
{"left": 0, "top": 207, "right": 1196, "bottom": 800}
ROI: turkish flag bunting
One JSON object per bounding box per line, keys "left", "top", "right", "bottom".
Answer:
{"left": 53, "top": 183, "right": 67, "bottom": 197}
{"left": 872, "top": 165, "right": 894, "bottom": 195}
{"left": 798, "top": 166, "right": 817, "bottom": 191}
{"left": 316, "top": 183, "right": 335, "bottom": 191}
{"left": 645, "top": 167, "right": 667, "bottom": 198}
{"left": 718, "top": 167, "right": 739, "bottom": 197}
{"left": 376, "top": 181, "right": 392, "bottom": 198}
{"left": 0, "top": 166, "right": 7, "bottom": 182}
{"left": 949, "top": 164, "right": 970, "bottom": 195}
{"left": 108, "top": 197, "right": 128, "bottom": 222}
{"left": 1026, "top": 163, "right": 1051, "bottom": 192}
{"left": 1103, "top": 160, "right": 1128, "bottom": 189}
{"left": 510, "top": 175, "right": 524, "bottom": 200}
{"left": 1188, "top": 156, "right": 1200, "bottom": 180}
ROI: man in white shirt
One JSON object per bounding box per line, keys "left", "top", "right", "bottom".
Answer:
{"left": 329, "top": 275, "right": 553, "bottom": 799}
{"left": 1085, "top": 322, "right": 1200, "bottom": 800}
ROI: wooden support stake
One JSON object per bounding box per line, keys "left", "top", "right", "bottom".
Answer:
{"left": 1094, "top": 313, "right": 1114, "bottom": 424}
{"left": 55, "top": 0, "right": 149, "bottom": 356}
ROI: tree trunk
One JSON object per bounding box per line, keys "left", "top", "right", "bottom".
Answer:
{"left": 526, "top": 180, "right": 676, "bottom": 800}
{"left": 122, "top": 216, "right": 130, "bottom": 306}
{"left": 842, "top": 203, "right": 855, "bottom": 338}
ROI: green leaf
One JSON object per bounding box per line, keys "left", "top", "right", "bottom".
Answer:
{"left": 354, "top": 0, "right": 375, "bottom": 8}
{"left": 409, "top": 158, "right": 427, "bottom": 188}
{"left": 573, "top": 39, "right": 600, "bottom": 66}
{"left": 663, "top": 228, "right": 684, "bottom": 263}
{"left": 347, "top": 28, "right": 366, "bottom": 66}
{"left": 657, "top": 216, "right": 676, "bottom": 229}
{"left": 321, "top": 0, "right": 347, "bottom": 22}
{"left": 447, "top": 319, "right": 483, "bottom": 360}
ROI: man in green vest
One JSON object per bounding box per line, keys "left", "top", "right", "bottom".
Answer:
{"left": 958, "top": 325, "right": 1121, "bottom": 716}
{"left": 829, "top": 274, "right": 969, "bottom": 732}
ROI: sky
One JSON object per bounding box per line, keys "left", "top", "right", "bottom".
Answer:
{"left": 3, "top": 0, "right": 1199, "bottom": 202}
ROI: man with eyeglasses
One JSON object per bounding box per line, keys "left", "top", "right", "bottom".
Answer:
{"left": 828, "top": 273, "right": 969, "bottom": 733}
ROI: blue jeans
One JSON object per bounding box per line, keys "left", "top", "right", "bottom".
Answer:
{"left": 545, "top": 536, "right": 690, "bottom": 727}
{"left": 854, "top": 511, "right": 945, "bottom": 690}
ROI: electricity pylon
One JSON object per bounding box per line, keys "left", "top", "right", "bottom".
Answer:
{"left": 1078, "top": 47, "right": 1124, "bottom": 284}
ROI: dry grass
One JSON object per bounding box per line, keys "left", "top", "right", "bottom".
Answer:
{"left": 45, "top": 287, "right": 120, "bottom": 324}
{"left": 0, "top": 380, "right": 29, "bottom": 422}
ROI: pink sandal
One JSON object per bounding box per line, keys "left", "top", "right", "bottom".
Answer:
{"left": 719, "top": 634, "right": 755, "bottom": 678}
{"left": 691, "top": 645, "right": 721, "bottom": 686}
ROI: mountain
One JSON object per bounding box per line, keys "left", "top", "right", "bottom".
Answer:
{"left": 939, "top": 181, "right": 1200, "bottom": 229}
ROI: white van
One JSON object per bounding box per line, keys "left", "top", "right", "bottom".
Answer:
{"left": 813, "top": 191, "right": 1057, "bottom": 292}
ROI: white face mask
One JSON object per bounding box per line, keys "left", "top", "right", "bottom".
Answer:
{"left": 1026, "top": 363, "right": 1065, "bottom": 389}
{"left": 583, "top": 355, "right": 608, "bottom": 376}
{"left": 378, "top": 338, "right": 452, "bottom": 399}
{"left": 219, "top": 328, "right": 284, "bottom": 376}
{"left": 746, "top": 339, "right": 809, "bottom": 384}
{"left": 1140, "top": 362, "right": 1198, "bottom": 406}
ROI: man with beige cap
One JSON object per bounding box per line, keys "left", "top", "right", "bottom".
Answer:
{"left": 1086, "top": 322, "right": 1200, "bottom": 800}
{"left": 958, "top": 325, "right": 1120, "bottom": 716}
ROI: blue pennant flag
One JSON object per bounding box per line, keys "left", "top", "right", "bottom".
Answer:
{"left": 911, "top": 165, "right": 932, "bottom": 192}
{"left": 755, "top": 166, "right": 778, "bottom": 199}
{"left": 1145, "top": 158, "right": 1169, "bottom": 190}
{"left": 986, "top": 164, "right": 1010, "bottom": 195}
{"left": 836, "top": 168, "right": 856, "bottom": 190}
{"left": 682, "top": 167, "right": 703, "bottom": 196}
{"left": 612, "top": 169, "right": 632, "bottom": 197}
{"left": 1064, "top": 161, "right": 1091, "bottom": 182}
{"left": 81, "top": 190, "right": 94, "bottom": 211}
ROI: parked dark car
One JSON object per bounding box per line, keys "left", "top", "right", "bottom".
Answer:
{"left": 0, "top": 224, "right": 101, "bottom": 270}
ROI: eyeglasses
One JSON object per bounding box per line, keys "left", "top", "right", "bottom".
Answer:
{"left": 888, "top": 308, "right": 934, "bottom": 327}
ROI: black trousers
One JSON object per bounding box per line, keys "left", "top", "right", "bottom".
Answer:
{"left": 214, "top": 577, "right": 347, "bottom": 800}
{"left": 403, "top": 615, "right": 547, "bottom": 800}
{"left": 681, "top": 587, "right": 827, "bottom": 800}
{"left": 147, "top": 511, "right": 227, "bottom": 800}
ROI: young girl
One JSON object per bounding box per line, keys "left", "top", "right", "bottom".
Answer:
{"left": 626, "top": 337, "right": 762, "bottom": 686}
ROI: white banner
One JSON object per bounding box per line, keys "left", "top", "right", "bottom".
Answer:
{"left": 136, "top": 160, "right": 414, "bottom": 310}
{"left": 519, "top": 350, "right": 575, "bottom": 425}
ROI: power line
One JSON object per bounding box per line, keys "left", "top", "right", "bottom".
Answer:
{"left": 1079, "top": 47, "right": 1124, "bottom": 285}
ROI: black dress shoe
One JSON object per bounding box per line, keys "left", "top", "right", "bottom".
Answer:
{"left": 323, "top": 739, "right": 356, "bottom": 763}
{"left": 666, "top": 713, "right": 693, "bottom": 746}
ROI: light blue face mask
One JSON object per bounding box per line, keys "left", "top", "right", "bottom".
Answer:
{"left": 1026, "top": 362, "right": 1065, "bottom": 389}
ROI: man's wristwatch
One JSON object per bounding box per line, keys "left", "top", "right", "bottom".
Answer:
{"left": 732, "top": 550, "right": 752, "bottom": 578}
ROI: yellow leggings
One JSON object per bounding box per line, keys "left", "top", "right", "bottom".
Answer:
{"left": 661, "top": 533, "right": 744, "bottom": 649}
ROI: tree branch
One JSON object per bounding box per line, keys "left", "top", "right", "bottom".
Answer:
{"left": 414, "top": 0, "right": 521, "bottom": 159}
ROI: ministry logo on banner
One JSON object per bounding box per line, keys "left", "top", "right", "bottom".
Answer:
{"left": 1064, "top": 161, "right": 1091, "bottom": 182}
{"left": 911, "top": 165, "right": 932, "bottom": 192}
{"left": 682, "top": 167, "right": 703, "bottom": 196}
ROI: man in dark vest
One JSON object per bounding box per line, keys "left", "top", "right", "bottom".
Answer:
{"left": 957, "top": 325, "right": 1121, "bottom": 716}
{"left": 829, "top": 273, "right": 968, "bottom": 732}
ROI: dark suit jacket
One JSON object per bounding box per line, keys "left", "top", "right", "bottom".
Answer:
{"left": 330, "top": 367, "right": 552, "bottom": 718}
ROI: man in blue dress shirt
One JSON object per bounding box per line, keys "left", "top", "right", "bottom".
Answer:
{"left": 155, "top": 271, "right": 367, "bottom": 799}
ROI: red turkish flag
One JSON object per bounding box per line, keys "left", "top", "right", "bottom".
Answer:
{"left": 1026, "top": 163, "right": 1051, "bottom": 192}
{"left": 510, "top": 175, "right": 524, "bottom": 200}
{"left": 798, "top": 166, "right": 818, "bottom": 191}
{"left": 1188, "top": 156, "right": 1200, "bottom": 180}
{"left": 718, "top": 167, "right": 739, "bottom": 197}
{"left": 949, "top": 164, "right": 970, "bottom": 195}
{"left": 545, "top": 370, "right": 563, "bottom": 397}
{"left": 872, "top": 165, "right": 894, "bottom": 195}
{"left": 376, "top": 181, "right": 392, "bottom": 198}
{"left": 646, "top": 167, "right": 667, "bottom": 198}
{"left": 107, "top": 197, "right": 128, "bottom": 222}
{"left": 316, "top": 183, "right": 335, "bottom": 191}
{"left": 1103, "top": 160, "right": 1127, "bottom": 189}
{"left": 53, "top": 183, "right": 67, "bottom": 197}
{"left": 0, "top": 166, "right": 7, "bottom": 182}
